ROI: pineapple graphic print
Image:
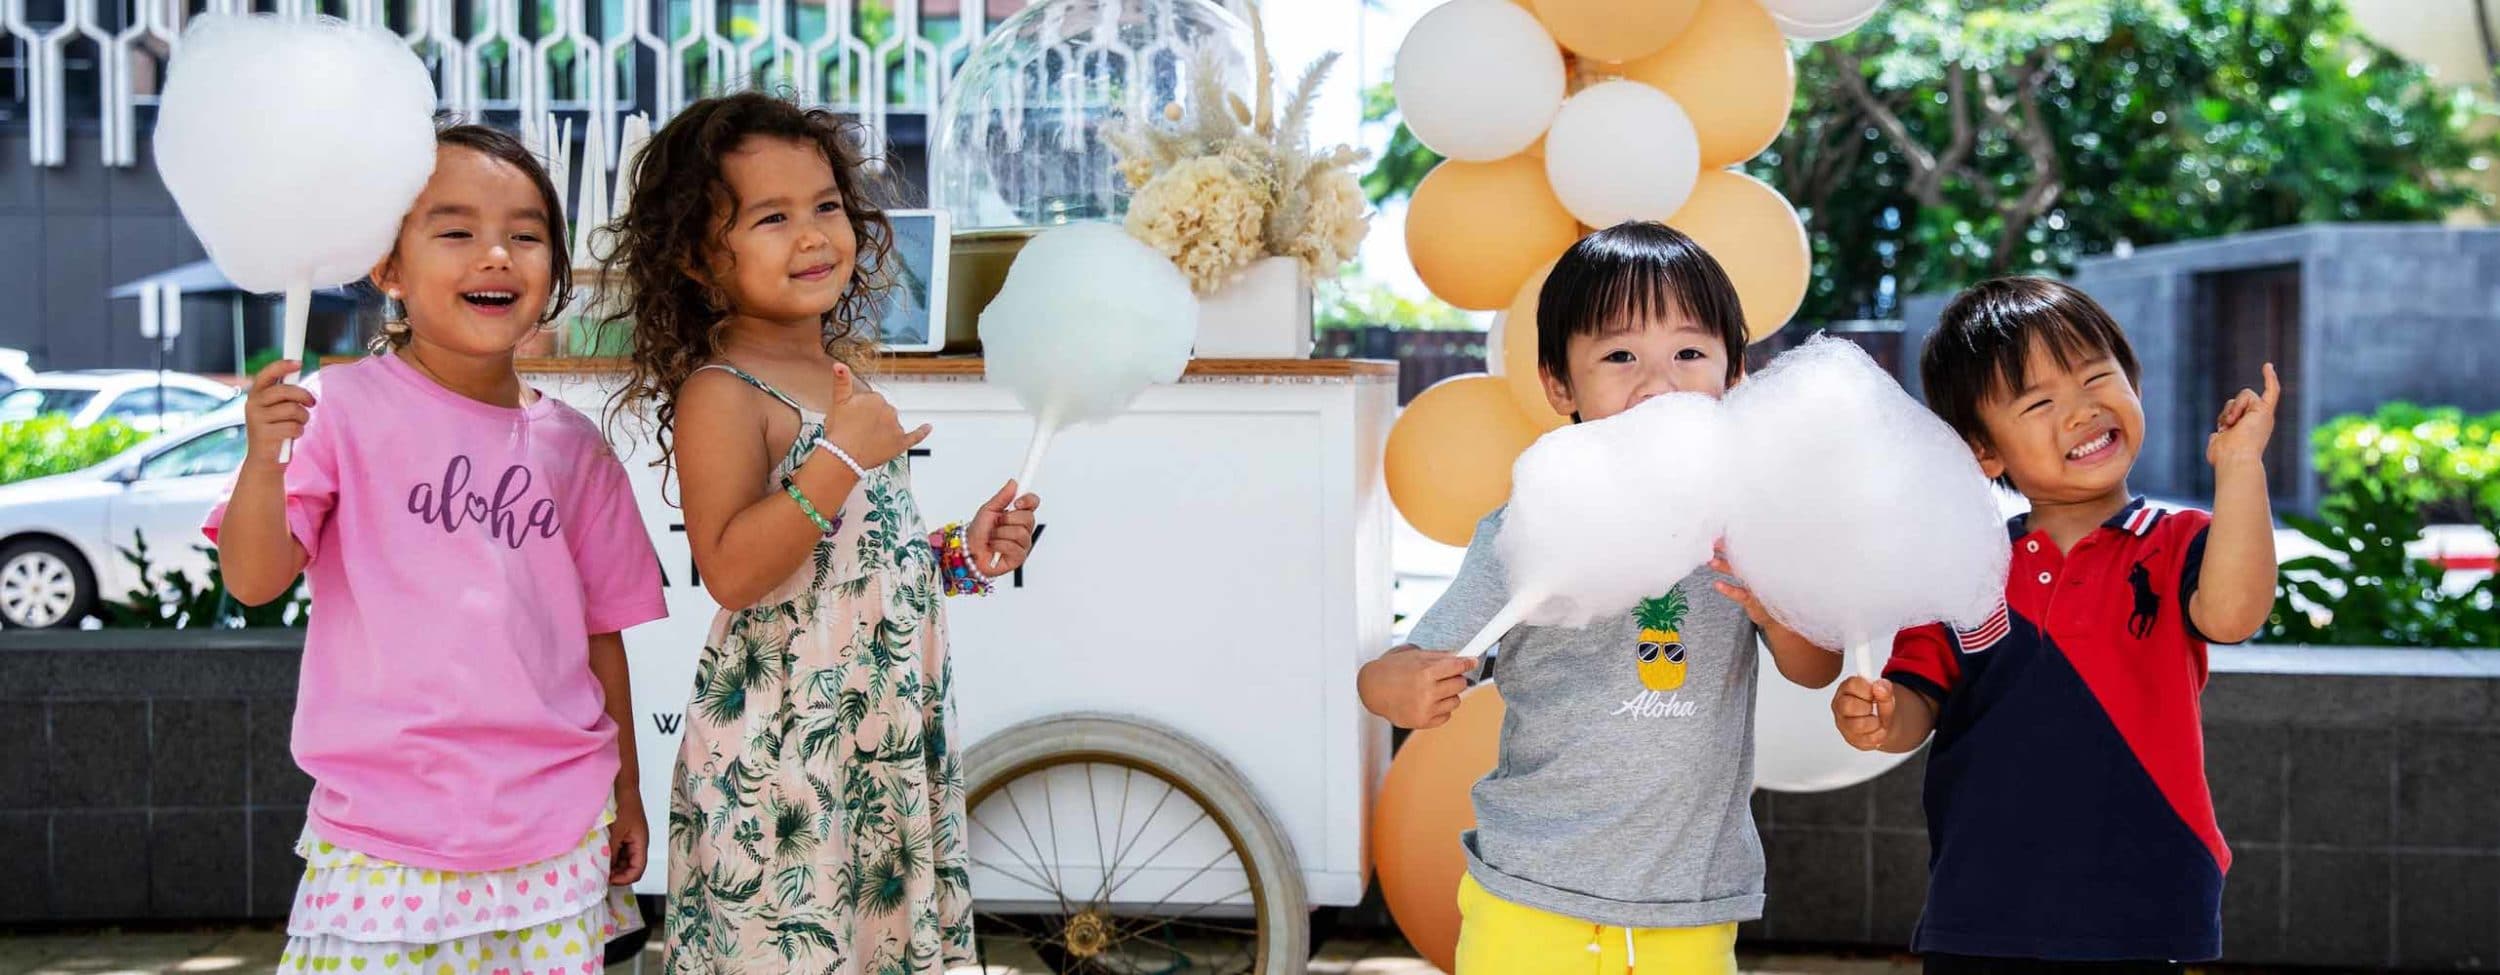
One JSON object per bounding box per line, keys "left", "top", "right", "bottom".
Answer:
{"left": 1636, "top": 590, "right": 1690, "bottom": 691}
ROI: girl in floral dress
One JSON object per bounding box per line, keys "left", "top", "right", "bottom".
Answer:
{"left": 604, "top": 91, "right": 1041, "bottom": 973}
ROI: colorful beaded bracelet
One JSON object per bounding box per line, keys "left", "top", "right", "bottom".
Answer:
{"left": 931, "top": 523, "right": 993, "bottom": 597}
{"left": 784, "top": 477, "right": 838, "bottom": 536}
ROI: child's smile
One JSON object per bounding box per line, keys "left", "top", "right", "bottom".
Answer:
{"left": 1973, "top": 339, "right": 2146, "bottom": 504}
{"left": 712, "top": 136, "right": 858, "bottom": 326}
{"left": 374, "top": 145, "right": 557, "bottom": 356}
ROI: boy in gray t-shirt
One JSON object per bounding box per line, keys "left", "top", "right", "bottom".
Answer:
{"left": 1360, "top": 223, "right": 1842, "bottom": 972}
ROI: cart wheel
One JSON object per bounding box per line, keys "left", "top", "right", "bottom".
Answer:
{"left": 963, "top": 714, "right": 1309, "bottom": 975}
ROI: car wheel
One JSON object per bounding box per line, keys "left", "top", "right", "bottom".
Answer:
{"left": 0, "top": 539, "right": 95, "bottom": 629}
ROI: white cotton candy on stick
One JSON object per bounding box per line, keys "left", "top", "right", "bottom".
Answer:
{"left": 154, "top": 13, "right": 438, "bottom": 462}
{"left": 1719, "top": 335, "right": 2008, "bottom": 681}
{"left": 979, "top": 223, "right": 1197, "bottom": 563}
{"left": 1455, "top": 393, "right": 1728, "bottom": 658}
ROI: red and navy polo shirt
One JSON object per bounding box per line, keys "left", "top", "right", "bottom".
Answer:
{"left": 1885, "top": 497, "right": 2226, "bottom": 962}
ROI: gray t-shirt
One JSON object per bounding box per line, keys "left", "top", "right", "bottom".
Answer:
{"left": 1408, "top": 508, "right": 1766, "bottom": 928}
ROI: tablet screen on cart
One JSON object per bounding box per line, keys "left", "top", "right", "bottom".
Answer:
{"left": 871, "top": 208, "right": 950, "bottom": 354}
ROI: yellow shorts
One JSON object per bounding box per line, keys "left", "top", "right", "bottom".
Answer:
{"left": 1455, "top": 874, "right": 1739, "bottom": 975}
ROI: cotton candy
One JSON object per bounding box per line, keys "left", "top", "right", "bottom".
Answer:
{"left": 154, "top": 13, "right": 440, "bottom": 464}
{"left": 155, "top": 14, "right": 438, "bottom": 297}
{"left": 979, "top": 223, "right": 1198, "bottom": 496}
{"left": 1719, "top": 335, "right": 2008, "bottom": 679}
{"left": 1457, "top": 393, "right": 1725, "bottom": 657}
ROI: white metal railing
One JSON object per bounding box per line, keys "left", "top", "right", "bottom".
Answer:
{"left": 1, "top": 0, "right": 1011, "bottom": 172}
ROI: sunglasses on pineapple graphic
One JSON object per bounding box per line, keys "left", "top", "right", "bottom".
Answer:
{"left": 1635, "top": 590, "right": 1691, "bottom": 692}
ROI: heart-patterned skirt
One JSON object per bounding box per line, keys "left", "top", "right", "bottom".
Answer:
{"left": 280, "top": 806, "right": 644, "bottom": 974}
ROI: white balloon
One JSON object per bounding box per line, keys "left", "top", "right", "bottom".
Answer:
{"left": 1759, "top": 0, "right": 1884, "bottom": 32}
{"left": 1771, "top": 2, "right": 1882, "bottom": 42}
{"left": 1752, "top": 643, "right": 1915, "bottom": 792}
{"left": 155, "top": 14, "right": 439, "bottom": 295}
{"left": 1542, "top": 81, "right": 1701, "bottom": 228}
{"left": 1392, "top": 0, "right": 1567, "bottom": 162}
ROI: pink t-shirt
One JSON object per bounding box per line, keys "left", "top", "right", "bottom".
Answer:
{"left": 206, "top": 355, "right": 667, "bottom": 872}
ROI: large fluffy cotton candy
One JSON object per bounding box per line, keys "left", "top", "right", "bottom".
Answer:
{"left": 980, "top": 223, "right": 1197, "bottom": 492}
{"left": 1456, "top": 393, "right": 1725, "bottom": 657}
{"left": 154, "top": 14, "right": 439, "bottom": 295}
{"left": 1719, "top": 335, "right": 2008, "bottom": 678}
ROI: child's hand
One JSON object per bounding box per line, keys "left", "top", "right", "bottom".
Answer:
{"left": 2206, "top": 362, "right": 2280, "bottom": 469}
{"left": 1831, "top": 676, "right": 1898, "bottom": 751}
{"left": 823, "top": 362, "right": 931, "bottom": 470}
{"left": 1358, "top": 647, "right": 1477, "bottom": 729}
{"left": 968, "top": 480, "right": 1041, "bottom": 574}
{"left": 242, "top": 358, "right": 314, "bottom": 466}
{"left": 1709, "top": 544, "right": 1772, "bottom": 626}
{"left": 609, "top": 793, "right": 649, "bottom": 885}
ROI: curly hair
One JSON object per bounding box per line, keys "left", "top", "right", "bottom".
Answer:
{"left": 599, "top": 91, "right": 896, "bottom": 477}
{"left": 370, "top": 121, "right": 575, "bottom": 354}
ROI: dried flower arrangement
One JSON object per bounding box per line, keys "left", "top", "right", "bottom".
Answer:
{"left": 1103, "top": 3, "right": 1371, "bottom": 295}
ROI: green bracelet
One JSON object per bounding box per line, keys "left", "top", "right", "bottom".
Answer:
{"left": 784, "top": 478, "right": 834, "bottom": 534}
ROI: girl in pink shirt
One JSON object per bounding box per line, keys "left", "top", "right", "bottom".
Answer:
{"left": 211, "top": 124, "right": 667, "bottom": 974}
{"left": 603, "top": 92, "right": 1038, "bottom": 973}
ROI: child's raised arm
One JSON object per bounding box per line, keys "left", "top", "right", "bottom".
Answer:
{"left": 676, "top": 364, "right": 926, "bottom": 609}
{"left": 2189, "top": 364, "right": 2281, "bottom": 645}
{"left": 219, "top": 359, "right": 314, "bottom": 605}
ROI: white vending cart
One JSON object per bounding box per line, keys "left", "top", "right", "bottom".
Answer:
{"left": 544, "top": 357, "right": 1397, "bottom": 974}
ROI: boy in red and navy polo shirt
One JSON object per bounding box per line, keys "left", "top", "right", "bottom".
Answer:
{"left": 1831, "top": 278, "right": 2284, "bottom": 974}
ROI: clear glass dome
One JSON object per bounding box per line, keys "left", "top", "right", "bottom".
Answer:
{"left": 933, "top": 0, "right": 1252, "bottom": 231}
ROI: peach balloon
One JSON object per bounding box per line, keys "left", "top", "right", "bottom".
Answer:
{"left": 1386, "top": 376, "right": 1547, "bottom": 547}
{"left": 1499, "top": 263, "right": 1571, "bottom": 431}
{"left": 1625, "top": 0, "right": 1795, "bottom": 168}
{"left": 1372, "top": 683, "right": 1506, "bottom": 974}
{"left": 1406, "top": 156, "right": 1582, "bottom": 311}
{"left": 1529, "top": 0, "right": 1699, "bottom": 63}
{"left": 1669, "top": 169, "right": 1810, "bottom": 342}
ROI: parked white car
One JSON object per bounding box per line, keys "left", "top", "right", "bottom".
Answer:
{"left": 0, "top": 349, "right": 35, "bottom": 394}
{"left": 0, "top": 370, "right": 239, "bottom": 434}
{"left": 0, "top": 404, "right": 247, "bottom": 628}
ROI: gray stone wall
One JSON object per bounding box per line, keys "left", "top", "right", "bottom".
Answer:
{"left": 10, "top": 632, "right": 2500, "bottom": 972}
{"left": 0, "top": 630, "right": 308, "bottom": 922}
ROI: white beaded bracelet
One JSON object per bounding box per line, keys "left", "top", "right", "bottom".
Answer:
{"left": 811, "top": 437, "right": 868, "bottom": 478}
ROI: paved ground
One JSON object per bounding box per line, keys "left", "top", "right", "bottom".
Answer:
{"left": 0, "top": 927, "right": 1928, "bottom": 975}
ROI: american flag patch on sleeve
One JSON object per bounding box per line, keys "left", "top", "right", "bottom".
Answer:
{"left": 1955, "top": 601, "right": 2012, "bottom": 654}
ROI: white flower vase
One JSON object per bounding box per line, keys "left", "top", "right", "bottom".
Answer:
{"left": 1195, "top": 256, "right": 1314, "bottom": 358}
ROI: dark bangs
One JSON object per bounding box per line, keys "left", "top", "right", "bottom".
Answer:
{"left": 1534, "top": 221, "right": 1748, "bottom": 389}
{"left": 1920, "top": 276, "right": 2142, "bottom": 447}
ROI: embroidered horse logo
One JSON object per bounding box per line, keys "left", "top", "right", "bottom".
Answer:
{"left": 2128, "top": 561, "right": 2160, "bottom": 638}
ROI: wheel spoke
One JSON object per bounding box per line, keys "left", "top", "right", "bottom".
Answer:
{"left": 1094, "top": 886, "right": 1257, "bottom": 955}
{"left": 1094, "top": 779, "right": 1177, "bottom": 903}
{"left": 1103, "top": 806, "right": 1209, "bottom": 903}
{"left": 1130, "top": 847, "right": 1239, "bottom": 921}
{"left": 973, "top": 756, "right": 1271, "bottom": 975}
{"left": 1041, "top": 763, "right": 1063, "bottom": 905}
{"left": 973, "top": 813, "right": 1061, "bottom": 904}
{"left": 1084, "top": 762, "right": 1106, "bottom": 910}
{"left": 998, "top": 781, "right": 1075, "bottom": 918}
{"left": 970, "top": 856, "right": 1059, "bottom": 896}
